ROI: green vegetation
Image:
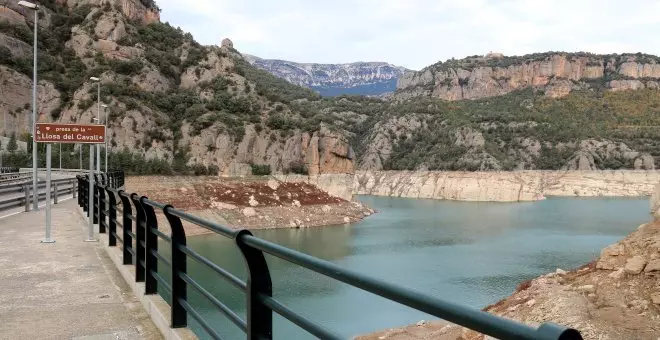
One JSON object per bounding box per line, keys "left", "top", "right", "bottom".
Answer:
{"left": 378, "top": 88, "right": 660, "bottom": 170}
{"left": 6, "top": 133, "right": 18, "bottom": 154}
{"left": 250, "top": 164, "right": 272, "bottom": 176}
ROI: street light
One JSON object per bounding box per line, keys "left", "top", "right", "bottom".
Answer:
{"left": 101, "top": 104, "right": 108, "bottom": 173}
{"left": 19, "top": 0, "right": 40, "bottom": 211}
{"left": 90, "top": 77, "right": 101, "bottom": 174}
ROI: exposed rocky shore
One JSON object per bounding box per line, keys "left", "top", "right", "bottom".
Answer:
{"left": 124, "top": 175, "right": 374, "bottom": 235}
{"left": 354, "top": 170, "right": 660, "bottom": 202}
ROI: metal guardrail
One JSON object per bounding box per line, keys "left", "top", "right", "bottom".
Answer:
{"left": 78, "top": 175, "right": 583, "bottom": 340}
{"left": 0, "top": 178, "right": 77, "bottom": 212}
{"left": 0, "top": 167, "right": 19, "bottom": 174}
{"left": 0, "top": 171, "right": 33, "bottom": 185}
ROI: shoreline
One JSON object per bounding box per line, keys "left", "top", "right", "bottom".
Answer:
{"left": 354, "top": 170, "right": 660, "bottom": 202}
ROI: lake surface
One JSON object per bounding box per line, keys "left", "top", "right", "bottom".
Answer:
{"left": 160, "top": 196, "right": 651, "bottom": 339}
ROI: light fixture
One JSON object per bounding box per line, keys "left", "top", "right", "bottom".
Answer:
{"left": 18, "top": 1, "right": 39, "bottom": 10}
{"left": 90, "top": 77, "right": 100, "bottom": 81}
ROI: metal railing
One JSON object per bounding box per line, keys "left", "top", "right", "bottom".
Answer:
{"left": 78, "top": 174, "right": 583, "bottom": 340}
{"left": 0, "top": 178, "right": 77, "bottom": 212}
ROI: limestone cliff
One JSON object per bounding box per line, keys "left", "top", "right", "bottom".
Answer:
{"left": 354, "top": 170, "right": 660, "bottom": 202}
{"left": 396, "top": 52, "right": 660, "bottom": 101}
{"left": 56, "top": 0, "right": 160, "bottom": 23}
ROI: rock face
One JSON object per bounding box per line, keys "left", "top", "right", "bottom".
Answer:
{"left": 184, "top": 123, "right": 355, "bottom": 176}
{"left": 0, "top": 66, "right": 62, "bottom": 136}
{"left": 652, "top": 184, "right": 660, "bottom": 220}
{"left": 354, "top": 170, "right": 660, "bottom": 202}
{"left": 243, "top": 54, "right": 410, "bottom": 96}
{"left": 58, "top": 0, "right": 160, "bottom": 23}
{"left": 396, "top": 52, "right": 660, "bottom": 101}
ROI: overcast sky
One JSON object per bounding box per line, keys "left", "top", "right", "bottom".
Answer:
{"left": 156, "top": 0, "right": 660, "bottom": 71}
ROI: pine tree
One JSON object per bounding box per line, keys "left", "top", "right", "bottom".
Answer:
{"left": 7, "top": 133, "right": 18, "bottom": 154}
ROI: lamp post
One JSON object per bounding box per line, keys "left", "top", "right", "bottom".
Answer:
{"left": 90, "top": 77, "right": 101, "bottom": 175}
{"left": 19, "top": 0, "right": 40, "bottom": 211}
{"left": 101, "top": 104, "right": 108, "bottom": 173}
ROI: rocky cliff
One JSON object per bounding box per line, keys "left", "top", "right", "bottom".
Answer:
{"left": 354, "top": 170, "right": 660, "bottom": 202}
{"left": 55, "top": 0, "right": 160, "bottom": 23}
{"left": 396, "top": 52, "right": 660, "bottom": 101}
{"left": 0, "top": 0, "right": 356, "bottom": 175}
{"left": 243, "top": 54, "right": 409, "bottom": 96}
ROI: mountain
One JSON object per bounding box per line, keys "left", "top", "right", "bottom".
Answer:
{"left": 0, "top": 0, "right": 354, "bottom": 176}
{"left": 395, "top": 51, "right": 660, "bottom": 101}
{"left": 0, "top": 1, "right": 658, "bottom": 174}
{"left": 243, "top": 54, "right": 410, "bottom": 97}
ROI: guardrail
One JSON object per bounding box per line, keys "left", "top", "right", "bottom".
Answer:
{"left": 0, "top": 167, "right": 19, "bottom": 174}
{"left": 78, "top": 174, "right": 583, "bottom": 340}
{"left": 0, "top": 171, "right": 33, "bottom": 185}
{"left": 0, "top": 178, "right": 77, "bottom": 212}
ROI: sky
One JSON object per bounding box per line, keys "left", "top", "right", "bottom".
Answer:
{"left": 156, "top": 0, "right": 660, "bottom": 71}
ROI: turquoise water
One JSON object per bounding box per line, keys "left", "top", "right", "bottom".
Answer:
{"left": 159, "top": 196, "right": 651, "bottom": 339}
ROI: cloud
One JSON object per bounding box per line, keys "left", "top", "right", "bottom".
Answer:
{"left": 156, "top": 0, "right": 660, "bottom": 70}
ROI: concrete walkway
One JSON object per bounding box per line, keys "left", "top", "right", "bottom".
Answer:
{"left": 0, "top": 200, "right": 162, "bottom": 340}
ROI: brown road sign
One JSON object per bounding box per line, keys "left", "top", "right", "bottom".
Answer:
{"left": 35, "top": 123, "right": 106, "bottom": 144}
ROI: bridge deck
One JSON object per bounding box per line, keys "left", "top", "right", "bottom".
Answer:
{"left": 0, "top": 200, "right": 162, "bottom": 340}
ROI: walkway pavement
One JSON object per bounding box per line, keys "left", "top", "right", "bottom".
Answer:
{"left": 0, "top": 200, "right": 162, "bottom": 340}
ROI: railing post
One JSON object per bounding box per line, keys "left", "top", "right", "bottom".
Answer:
{"left": 106, "top": 188, "right": 117, "bottom": 247}
{"left": 163, "top": 205, "right": 187, "bottom": 328}
{"left": 24, "top": 184, "right": 30, "bottom": 212}
{"left": 72, "top": 179, "right": 76, "bottom": 199}
{"left": 131, "top": 193, "right": 146, "bottom": 283}
{"left": 97, "top": 184, "right": 106, "bottom": 234}
{"left": 140, "top": 197, "right": 158, "bottom": 295}
{"left": 82, "top": 177, "right": 88, "bottom": 213}
{"left": 93, "top": 180, "right": 99, "bottom": 225}
{"left": 236, "top": 230, "right": 273, "bottom": 340}
{"left": 53, "top": 182, "right": 58, "bottom": 204}
{"left": 118, "top": 191, "right": 133, "bottom": 265}
{"left": 77, "top": 177, "right": 82, "bottom": 207}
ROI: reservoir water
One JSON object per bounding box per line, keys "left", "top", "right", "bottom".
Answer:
{"left": 160, "top": 196, "right": 651, "bottom": 339}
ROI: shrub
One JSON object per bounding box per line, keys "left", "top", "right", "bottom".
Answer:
{"left": 250, "top": 164, "right": 271, "bottom": 176}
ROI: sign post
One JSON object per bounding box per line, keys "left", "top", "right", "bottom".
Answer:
{"left": 35, "top": 123, "right": 106, "bottom": 243}
{"left": 87, "top": 145, "right": 95, "bottom": 242}
{"left": 41, "top": 144, "right": 54, "bottom": 243}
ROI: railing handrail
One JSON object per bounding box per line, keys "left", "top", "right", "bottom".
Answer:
{"left": 78, "top": 173, "right": 583, "bottom": 340}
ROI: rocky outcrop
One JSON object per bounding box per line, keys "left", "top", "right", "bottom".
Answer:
{"left": 57, "top": 0, "right": 159, "bottom": 23}
{"left": 119, "top": 0, "right": 159, "bottom": 24}
{"left": 563, "top": 139, "right": 656, "bottom": 170}
{"left": 0, "top": 66, "right": 61, "bottom": 136}
{"left": 396, "top": 53, "right": 660, "bottom": 101}
{"left": 359, "top": 114, "right": 428, "bottom": 170}
{"left": 354, "top": 170, "right": 660, "bottom": 202}
{"left": 244, "top": 54, "right": 410, "bottom": 96}
{"left": 182, "top": 123, "right": 354, "bottom": 177}
{"left": 652, "top": 184, "right": 660, "bottom": 220}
